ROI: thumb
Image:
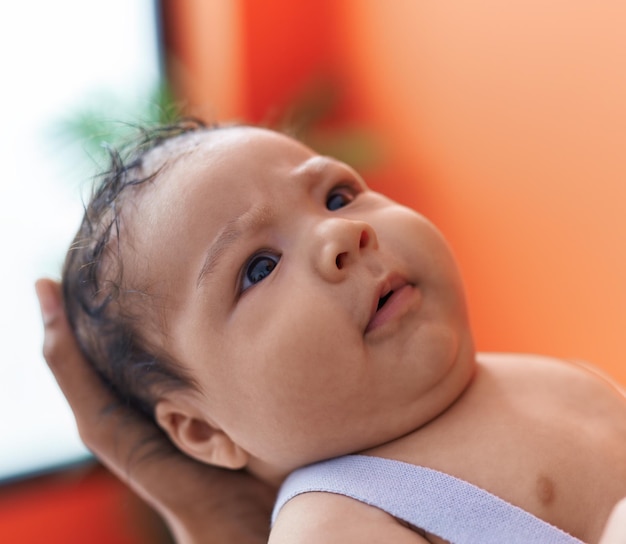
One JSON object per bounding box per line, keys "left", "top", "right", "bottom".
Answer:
{"left": 599, "top": 498, "right": 626, "bottom": 544}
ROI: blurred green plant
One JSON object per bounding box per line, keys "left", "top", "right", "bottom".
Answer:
{"left": 274, "top": 75, "right": 381, "bottom": 172}
{"left": 51, "top": 82, "right": 180, "bottom": 179}
{"left": 52, "top": 75, "right": 381, "bottom": 188}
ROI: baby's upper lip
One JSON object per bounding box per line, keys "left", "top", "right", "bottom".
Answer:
{"left": 365, "top": 273, "right": 409, "bottom": 331}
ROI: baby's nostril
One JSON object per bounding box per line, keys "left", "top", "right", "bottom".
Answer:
{"left": 359, "top": 230, "right": 369, "bottom": 249}
{"left": 336, "top": 252, "right": 347, "bottom": 269}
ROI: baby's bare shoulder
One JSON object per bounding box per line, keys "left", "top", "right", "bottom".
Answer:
{"left": 478, "top": 352, "right": 623, "bottom": 393}
{"left": 472, "top": 352, "right": 626, "bottom": 460}
{"left": 478, "top": 351, "right": 588, "bottom": 370}
{"left": 472, "top": 352, "right": 626, "bottom": 422}
{"left": 269, "top": 491, "right": 431, "bottom": 544}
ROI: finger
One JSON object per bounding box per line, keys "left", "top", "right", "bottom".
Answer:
{"left": 35, "top": 278, "right": 168, "bottom": 475}
{"left": 36, "top": 278, "right": 132, "bottom": 439}
{"left": 36, "top": 278, "right": 115, "bottom": 415}
{"left": 599, "top": 498, "right": 626, "bottom": 544}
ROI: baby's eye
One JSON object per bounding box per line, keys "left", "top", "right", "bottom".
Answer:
{"left": 241, "top": 253, "right": 280, "bottom": 292}
{"left": 326, "top": 184, "right": 358, "bottom": 211}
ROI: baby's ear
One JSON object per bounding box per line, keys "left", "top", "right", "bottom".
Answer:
{"left": 154, "top": 396, "right": 249, "bottom": 470}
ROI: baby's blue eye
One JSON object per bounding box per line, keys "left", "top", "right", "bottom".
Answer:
{"left": 242, "top": 253, "right": 279, "bottom": 291}
{"left": 326, "top": 186, "right": 356, "bottom": 211}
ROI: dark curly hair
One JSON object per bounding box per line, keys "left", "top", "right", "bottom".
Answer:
{"left": 62, "top": 118, "right": 222, "bottom": 418}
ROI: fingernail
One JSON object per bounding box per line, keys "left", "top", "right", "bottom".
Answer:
{"left": 35, "top": 280, "right": 60, "bottom": 323}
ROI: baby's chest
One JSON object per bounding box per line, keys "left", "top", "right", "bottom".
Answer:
{"left": 488, "top": 419, "right": 626, "bottom": 541}
{"left": 373, "top": 368, "right": 626, "bottom": 542}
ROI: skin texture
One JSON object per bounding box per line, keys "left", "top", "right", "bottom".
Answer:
{"left": 45, "top": 127, "right": 626, "bottom": 543}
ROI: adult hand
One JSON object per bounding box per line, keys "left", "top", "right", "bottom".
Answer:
{"left": 36, "top": 279, "right": 274, "bottom": 544}
{"left": 600, "top": 498, "right": 626, "bottom": 544}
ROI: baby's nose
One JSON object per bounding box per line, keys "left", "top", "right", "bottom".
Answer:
{"left": 312, "top": 218, "right": 378, "bottom": 282}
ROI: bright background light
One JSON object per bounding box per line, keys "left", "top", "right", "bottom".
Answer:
{"left": 0, "top": 1, "right": 160, "bottom": 481}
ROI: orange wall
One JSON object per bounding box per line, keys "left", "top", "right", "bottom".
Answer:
{"left": 160, "top": 0, "right": 245, "bottom": 120}
{"left": 338, "top": 0, "right": 626, "bottom": 383}
{"left": 160, "top": 0, "right": 626, "bottom": 383}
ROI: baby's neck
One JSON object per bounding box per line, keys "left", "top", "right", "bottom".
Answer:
{"left": 247, "top": 351, "right": 479, "bottom": 489}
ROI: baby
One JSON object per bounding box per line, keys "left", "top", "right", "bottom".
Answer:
{"left": 62, "top": 120, "right": 626, "bottom": 543}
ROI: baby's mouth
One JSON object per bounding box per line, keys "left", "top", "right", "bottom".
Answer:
{"left": 377, "top": 290, "right": 394, "bottom": 311}
{"left": 365, "top": 279, "right": 418, "bottom": 334}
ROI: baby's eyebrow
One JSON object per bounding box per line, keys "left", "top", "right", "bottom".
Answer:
{"left": 195, "top": 205, "right": 275, "bottom": 289}
{"left": 196, "top": 219, "right": 241, "bottom": 288}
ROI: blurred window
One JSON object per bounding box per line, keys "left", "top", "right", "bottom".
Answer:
{"left": 0, "top": 0, "right": 160, "bottom": 481}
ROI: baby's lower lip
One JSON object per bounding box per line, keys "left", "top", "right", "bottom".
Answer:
{"left": 365, "top": 284, "right": 417, "bottom": 333}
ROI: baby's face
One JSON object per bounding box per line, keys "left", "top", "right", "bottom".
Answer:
{"left": 128, "top": 127, "right": 475, "bottom": 480}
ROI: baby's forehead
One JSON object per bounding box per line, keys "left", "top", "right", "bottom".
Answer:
{"left": 141, "top": 127, "right": 322, "bottom": 208}
{"left": 142, "top": 129, "right": 217, "bottom": 173}
{"left": 123, "top": 125, "right": 280, "bottom": 245}
{"left": 144, "top": 125, "right": 286, "bottom": 169}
